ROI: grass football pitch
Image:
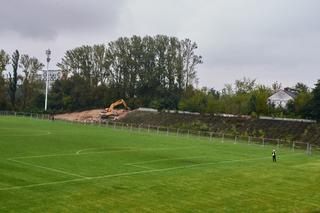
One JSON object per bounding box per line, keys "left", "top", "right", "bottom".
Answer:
{"left": 0, "top": 116, "right": 320, "bottom": 212}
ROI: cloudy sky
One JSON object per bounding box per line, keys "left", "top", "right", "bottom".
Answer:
{"left": 1, "top": 0, "right": 320, "bottom": 89}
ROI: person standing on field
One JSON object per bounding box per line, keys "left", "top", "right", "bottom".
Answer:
{"left": 272, "top": 150, "right": 276, "bottom": 162}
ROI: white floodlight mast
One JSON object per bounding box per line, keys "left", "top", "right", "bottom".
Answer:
{"left": 45, "top": 49, "right": 51, "bottom": 111}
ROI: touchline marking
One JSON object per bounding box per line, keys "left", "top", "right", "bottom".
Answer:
{"left": 0, "top": 155, "right": 292, "bottom": 191}
{"left": 10, "top": 146, "right": 198, "bottom": 160}
{"left": 7, "top": 159, "right": 87, "bottom": 179}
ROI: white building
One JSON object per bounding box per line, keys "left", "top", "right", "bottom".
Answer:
{"left": 267, "top": 88, "right": 298, "bottom": 108}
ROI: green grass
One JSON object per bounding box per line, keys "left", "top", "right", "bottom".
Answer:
{"left": 0, "top": 116, "right": 319, "bottom": 213}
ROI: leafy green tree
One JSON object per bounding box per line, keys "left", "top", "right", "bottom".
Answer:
{"left": 248, "top": 94, "right": 257, "bottom": 115}
{"left": 235, "top": 77, "right": 256, "bottom": 94}
{"left": 304, "top": 80, "right": 320, "bottom": 120}
{"left": 252, "top": 85, "right": 271, "bottom": 116}
{"left": 294, "top": 82, "right": 309, "bottom": 93}
{"left": 206, "top": 93, "right": 222, "bottom": 115}
{"left": 179, "top": 87, "right": 207, "bottom": 113}
{"left": 0, "top": 50, "right": 9, "bottom": 73}
{"left": 271, "top": 81, "right": 282, "bottom": 92}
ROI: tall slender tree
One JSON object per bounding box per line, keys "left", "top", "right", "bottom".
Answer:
{"left": 8, "top": 50, "right": 20, "bottom": 109}
{"left": 181, "top": 39, "right": 203, "bottom": 90}
{"left": 0, "top": 50, "right": 10, "bottom": 109}
{"left": 20, "top": 54, "right": 44, "bottom": 108}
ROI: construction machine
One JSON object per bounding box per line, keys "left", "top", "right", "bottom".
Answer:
{"left": 100, "top": 99, "right": 130, "bottom": 120}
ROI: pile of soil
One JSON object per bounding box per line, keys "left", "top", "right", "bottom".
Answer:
{"left": 55, "top": 109, "right": 103, "bottom": 122}
{"left": 55, "top": 109, "right": 132, "bottom": 122}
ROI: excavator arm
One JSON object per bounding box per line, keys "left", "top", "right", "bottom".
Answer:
{"left": 101, "top": 99, "right": 130, "bottom": 118}
{"left": 105, "top": 99, "right": 129, "bottom": 112}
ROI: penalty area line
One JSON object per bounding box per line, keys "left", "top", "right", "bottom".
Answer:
{"left": 7, "top": 158, "right": 87, "bottom": 179}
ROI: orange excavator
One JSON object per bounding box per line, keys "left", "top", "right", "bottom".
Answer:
{"left": 100, "top": 99, "right": 130, "bottom": 119}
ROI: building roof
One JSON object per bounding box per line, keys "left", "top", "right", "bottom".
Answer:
{"left": 268, "top": 89, "right": 297, "bottom": 101}
{"left": 283, "top": 88, "right": 298, "bottom": 99}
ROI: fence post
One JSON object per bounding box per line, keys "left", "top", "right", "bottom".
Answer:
{"left": 157, "top": 127, "right": 159, "bottom": 134}
{"left": 210, "top": 132, "right": 213, "bottom": 141}
{"left": 167, "top": 128, "right": 169, "bottom": 135}
{"left": 176, "top": 129, "right": 179, "bottom": 137}
{"left": 148, "top": 125, "right": 150, "bottom": 133}
{"left": 130, "top": 124, "right": 133, "bottom": 131}
{"left": 198, "top": 131, "right": 201, "bottom": 139}
{"left": 292, "top": 141, "right": 295, "bottom": 152}
{"left": 277, "top": 139, "right": 280, "bottom": 148}
{"left": 309, "top": 144, "right": 312, "bottom": 156}
{"left": 248, "top": 136, "right": 251, "bottom": 144}
{"left": 187, "top": 130, "right": 190, "bottom": 138}
{"left": 221, "top": 133, "right": 224, "bottom": 143}
{"left": 262, "top": 138, "right": 265, "bottom": 146}
{"left": 234, "top": 136, "right": 237, "bottom": 144}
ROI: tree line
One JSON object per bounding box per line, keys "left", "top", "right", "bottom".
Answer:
{"left": 52, "top": 35, "right": 202, "bottom": 111}
{"left": 0, "top": 35, "right": 320, "bottom": 120}
{"left": 0, "top": 49, "right": 44, "bottom": 111}
{"left": 179, "top": 78, "right": 319, "bottom": 120}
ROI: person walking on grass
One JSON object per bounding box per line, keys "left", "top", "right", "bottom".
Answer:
{"left": 272, "top": 149, "right": 276, "bottom": 162}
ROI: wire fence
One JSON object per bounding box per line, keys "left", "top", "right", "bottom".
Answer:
{"left": 1, "top": 111, "right": 319, "bottom": 156}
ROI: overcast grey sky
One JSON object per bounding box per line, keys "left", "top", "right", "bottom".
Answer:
{"left": 1, "top": 0, "right": 320, "bottom": 89}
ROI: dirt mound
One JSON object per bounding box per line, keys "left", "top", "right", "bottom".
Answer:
{"left": 55, "top": 109, "right": 102, "bottom": 122}
{"left": 55, "top": 109, "right": 132, "bottom": 122}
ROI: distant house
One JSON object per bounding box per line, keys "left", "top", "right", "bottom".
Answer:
{"left": 267, "top": 88, "right": 298, "bottom": 108}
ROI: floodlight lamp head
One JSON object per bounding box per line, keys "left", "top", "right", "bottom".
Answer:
{"left": 46, "top": 49, "right": 51, "bottom": 63}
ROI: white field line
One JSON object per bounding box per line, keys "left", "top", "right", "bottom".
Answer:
{"left": 76, "top": 148, "right": 99, "bottom": 155}
{"left": 125, "top": 155, "right": 208, "bottom": 165}
{"left": 127, "top": 164, "right": 153, "bottom": 170}
{"left": 0, "top": 131, "right": 51, "bottom": 137}
{"left": 7, "top": 158, "right": 87, "bottom": 179}
{"left": 10, "top": 146, "right": 198, "bottom": 160}
{"left": 0, "top": 155, "right": 290, "bottom": 191}
{"left": 82, "top": 146, "right": 198, "bottom": 155}
{"left": 76, "top": 147, "right": 135, "bottom": 155}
